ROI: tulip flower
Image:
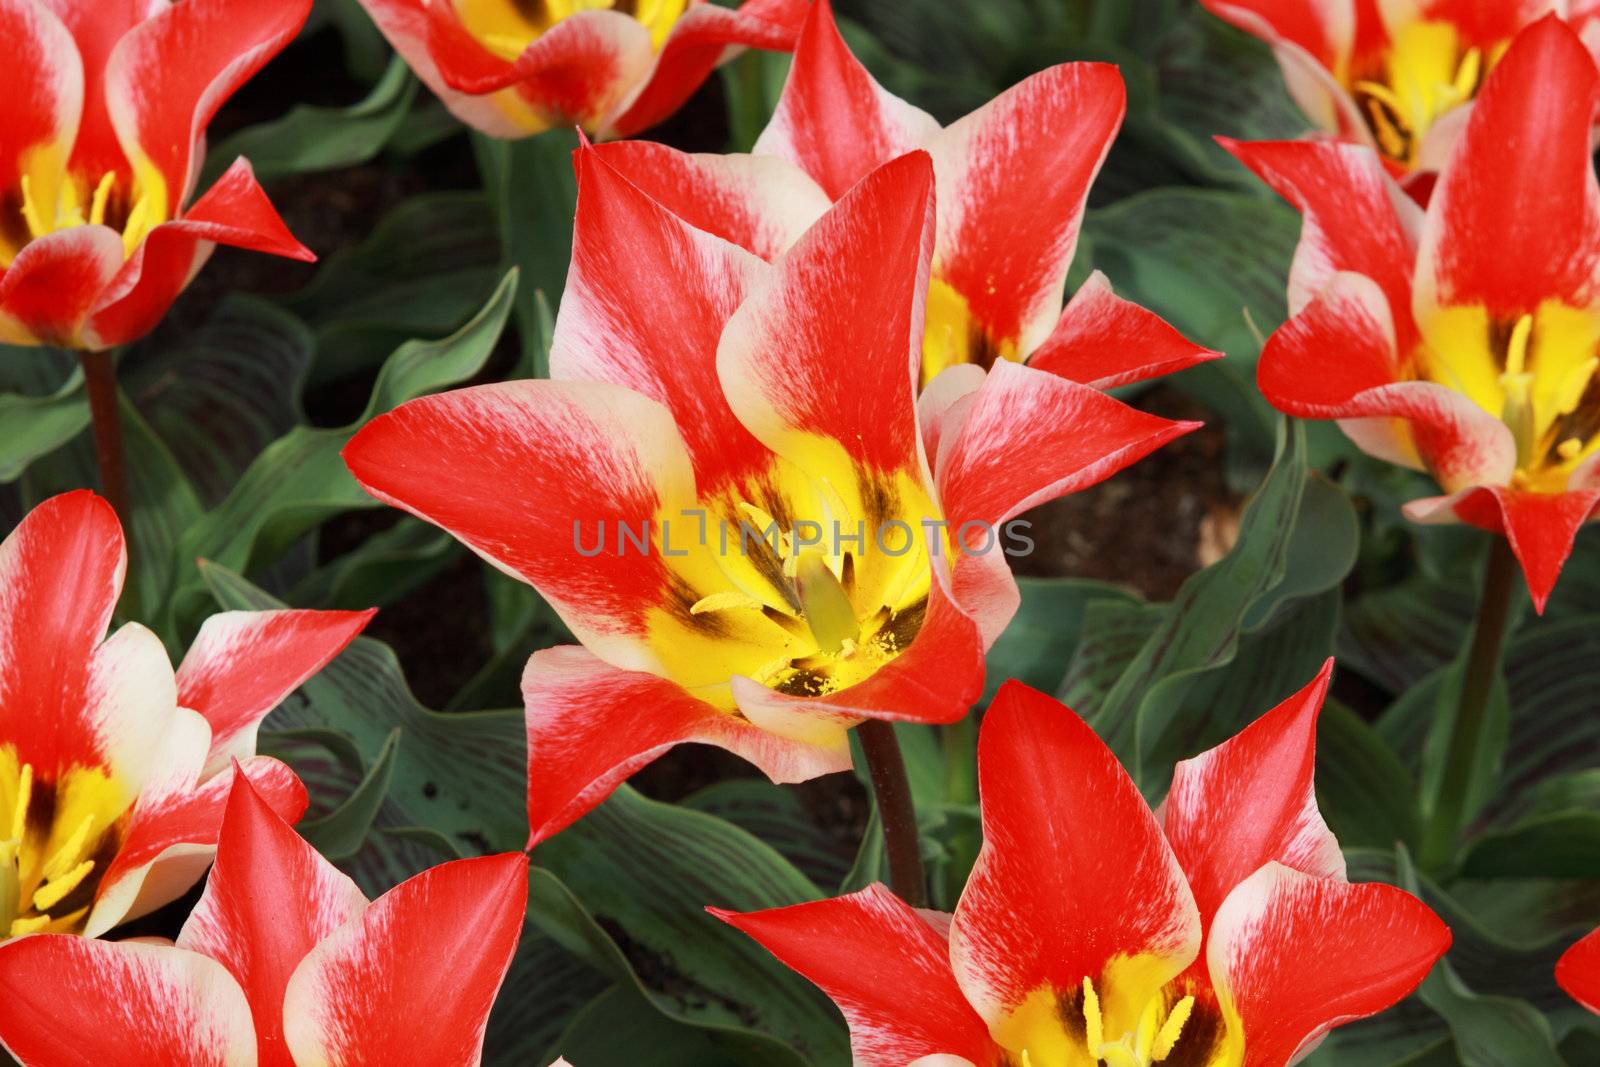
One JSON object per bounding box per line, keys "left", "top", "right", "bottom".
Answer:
{"left": 1239, "top": 16, "right": 1600, "bottom": 610}
{"left": 344, "top": 146, "right": 1197, "bottom": 846}
{"left": 591, "top": 0, "right": 1216, "bottom": 391}
{"left": 1199, "top": 0, "right": 1600, "bottom": 185}
{"left": 0, "top": 490, "right": 372, "bottom": 939}
{"left": 0, "top": 773, "right": 529, "bottom": 1066}
{"left": 352, "top": 0, "right": 808, "bottom": 140}
{"left": 1558, "top": 925, "right": 1600, "bottom": 1015}
{"left": 714, "top": 666, "right": 1451, "bottom": 1067}
{"left": 0, "top": 0, "right": 315, "bottom": 350}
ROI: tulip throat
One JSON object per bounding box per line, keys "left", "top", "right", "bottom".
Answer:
{"left": 2, "top": 147, "right": 169, "bottom": 268}
{"left": 1349, "top": 19, "right": 1492, "bottom": 169}
{"left": 458, "top": 0, "right": 688, "bottom": 62}
{"left": 921, "top": 276, "right": 1020, "bottom": 389}
{"left": 0, "top": 749, "right": 127, "bottom": 939}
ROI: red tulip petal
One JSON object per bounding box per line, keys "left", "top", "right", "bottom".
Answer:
{"left": 928, "top": 62, "right": 1124, "bottom": 356}
{"left": 344, "top": 379, "right": 697, "bottom": 673}
{"left": 711, "top": 884, "right": 999, "bottom": 1067}
{"left": 0, "top": 0, "right": 80, "bottom": 207}
{"left": 1198, "top": 0, "right": 1349, "bottom": 68}
{"left": 0, "top": 225, "right": 124, "bottom": 347}
{"left": 1207, "top": 863, "right": 1450, "bottom": 1065}
{"left": 587, "top": 140, "right": 828, "bottom": 261}
{"left": 523, "top": 645, "right": 849, "bottom": 846}
{"left": 750, "top": 0, "right": 938, "bottom": 200}
{"left": 1419, "top": 16, "right": 1600, "bottom": 315}
{"left": 177, "top": 773, "right": 367, "bottom": 1067}
{"left": 1163, "top": 664, "right": 1344, "bottom": 938}
{"left": 0, "top": 937, "right": 256, "bottom": 1067}
{"left": 1026, "top": 272, "right": 1220, "bottom": 389}
{"left": 177, "top": 607, "right": 374, "bottom": 776}
{"left": 1556, "top": 925, "right": 1600, "bottom": 1015}
{"left": 718, "top": 151, "right": 935, "bottom": 476}
{"left": 950, "top": 681, "right": 1200, "bottom": 1027}
{"left": 40, "top": 0, "right": 152, "bottom": 185}
{"left": 281, "top": 853, "right": 529, "bottom": 1067}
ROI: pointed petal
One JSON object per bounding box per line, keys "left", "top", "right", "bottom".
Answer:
{"left": 950, "top": 681, "right": 1200, "bottom": 1028}
{"left": 0, "top": 0, "right": 81, "bottom": 214}
{"left": 1162, "top": 664, "right": 1345, "bottom": 938}
{"left": 177, "top": 607, "right": 375, "bottom": 776}
{"left": 523, "top": 645, "right": 848, "bottom": 846}
{"left": 711, "top": 884, "right": 998, "bottom": 1067}
{"left": 84, "top": 158, "right": 313, "bottom": 350}
{"left": 90, "top": 756, "right": 307, "bottom": 937}
{"left": 1198, "top": 0, "right": 1350, "bottom": 68}
{"left": 0, "top": 937, "right": 257, "bottom": 1067}
{"left": 1206, "top": 863, "right": 1450, "bottom": 1065}
{"left": 1556, "top": 925, "right": 1600, "bottom": 1015}
{"left": 928, "top": 62, "right": 1125, "bottom": 355}
{"left": 587, "top": 140, "right": 829, "bottom": 261}
{"left": 281, "top": 853, "right": 529, "bottom": 1067}
{"left": 177, "top": 773, "right": 367, "bottom": 1064}
{"left": 343, "top": 379, "right": 696, "bottom": 674}
{"left": 103, "top": 0, "right": 312, "bottom": 202}
{"left": 1025, "top": 272, "right": 1220, "bottom": 389}
{"left": 552, "top": 146, "right": 773, "bottom": 493}
{"left": 718, "top": 151, "right": 935, "bottom": 475}
{"left": 1419, "top": 16, "right": 1600, "bottom": 314}
{"left": 0, "top": 225, "right": 125, "bottom": 347}
{"left": 936, "top": 360, "right": 1200, "bottom": 531}
{"left": 750, "top": 0, "right": 938, "bottom": 199}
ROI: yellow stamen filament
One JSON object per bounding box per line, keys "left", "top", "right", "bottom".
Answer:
{"left": 42, "top": 815, "right": 94, "bottom": 881}
{"left": 1074, "top": 976, "right": 1194, "bottom": 1067}
{"left": 13, "top": 167, "right": 161, "bottom": 260}
{"left": 89, "top": 170, "right": 115, "bottom": 228}
{"left": 1083, "top": 977, "right": 1105, "bottom": 1049}
{"left": 11, "top": 764, "right": 31, "bottom": 844}
{"left": 8, "top": 915, "right": 48, "bottom": 938}
{"left": 689, "top": 590, "right": 763, "bottom": 615}
{"left": 1153, "top": 997, "right": 1195, "bottom": 1059}
{"left": 31, "top": 860, "right": 93, "bottom": 912}
{"left": 1559, "top": 438, "right": 1584, "bottom": 460}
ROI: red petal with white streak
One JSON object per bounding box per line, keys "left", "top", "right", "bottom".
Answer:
{"left": 1198, "top": 0, "right": 1349, "bottom": 68}
{"left": 1162, "top": 664, "right": 1344, "bottom": 939}
{"left": 0, "top": 226, "right": 125, "bottom": 347}
{"left": 711, "top": 884, "right": 1000, "bottom": 1067}
{"left": 950, "top": 681, "right": 1200, "bottom": 1025}
{"left": 102, "top": 0, "right": 312, "bottom": 202}
{"left": 587, "top": 140, "right": 829, "bottom": 261}
{"left": 86, "top": 158, "right": 313, "bottom": 349}
{"left": 1206, "top": 863, "right": 1450, "bottom": 1065}
{"left": 523, "top": 645, "right": 849, "bottom": 846}
{"left": 1419, "top": 16, "right": 1600, "bottom": 314}
{"left": 936, "top": 360, "right": 1200, "bottom": 531}
{"left": 1556, "top": 925, "right": 1600, "bottom": 1015}
{"left": 343, "top": 379, "right": 696, "bottom": 674}
{"left": 0, "top": 937, "right": 256, "bottom": 1067}
{"left": 281, "top": 853, "right": 529, "bottom": 1067}
{"left": 552, "top": 146, "right": 772, "bottom": 493}
{"left": 1026, "top": 271, "right": 1220, "bottom": 389}
{"left": 750, "top": 0, "right": 938, "bottom": 199}
{"left": 178, "top": 773, "right": 368, "bottom": 1067}
{"left": 0, "top": 0, "right": 80, "bottom": 196}
{"left": 718, "top": 151, "right": 935, "bottom": 475}
{"left": 41, "top": 0, "right": 156, "bottom": 185}
{"left": 927, "top": 62, "right": 1124, "bottom": 355}
{"left": 177, "top": 607, "right": 374, "bottom": 776}
{"left": 0, "top": 490, "right": 125, "bottom": 773}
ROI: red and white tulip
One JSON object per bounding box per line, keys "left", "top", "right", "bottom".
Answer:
{"left": 0, "top": 773, "right": 529, "bottom": 1067}
{"left": 590, "top": 0, "right": 1217, "bottom": 392}
{"left": 0, "top": 0, "right": 316, "bottom": 350}
{"left": 343, "top": 144, "right": 1198, "bottom": 846}
{"left": 1239, "top": 16, "right": 1600, "bottom": 609}
{"left": 1199, "top": 0, "right": 1600, "bottom": 186}
{"left": 714, "top": 665, "right": 1451, "bottom": 1067}
{"left": 0, "top": 491, "right": 371, "bottom": 939}
{"left": 352, "top": 0, "right": 809, "bottom": 140}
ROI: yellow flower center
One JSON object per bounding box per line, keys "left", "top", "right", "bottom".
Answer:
{"left": 456, "top": 0, "right": 688, "bottom": 62}
{"left": 0, "top": 748, "right": 130, "bottom": 938}
{"left": 920, "top": 276, "right": 1020, "bottom": 389}
{"left": 1, "top": 143, "right": 168, "bottom": 268}
{"left": 1417, "top": 301, "right": 1600, "bottom": 491}
{"left": 1349, "top": 19, "right": 1499, "bottom": 169}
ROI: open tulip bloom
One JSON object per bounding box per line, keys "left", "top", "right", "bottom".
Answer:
{"left": 0, "top": 0, "right": 316, "bottom": 350}
{"left": 715, "top": 666, "right": 1451, "bottom": 1067}
{"left": 1237, "top": 16, "right": 1600, "bottom": 609}
{"left": 591, "top": 0, "right": 1218, "bottom": 392}
{"left": 1200, "top": 0, "right": 1600, "bottom": 183}
{"left": 353, "top": 0, "right": 808, "bottom": 140}
{"left": 343, "top": 144, "right": 1201, "bottom": 846}
{"left": 0, "top": 773, "right": 529, "bottom": 1067}
{"left": 0, "top": 491, "right": 371, "bottom": 939}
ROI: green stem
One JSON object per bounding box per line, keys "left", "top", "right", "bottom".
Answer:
{"left": 1422, "top": 536, "right": 1517, "bottom": 869}
{"left": 79, "top": 349, "right": 129, "bottom": 524}
{"left": 858, "top": 719, "right": 927, "bottom": 908}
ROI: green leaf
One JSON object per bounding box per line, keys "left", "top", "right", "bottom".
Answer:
{"left": 682, "top": 780, "right": 856, "bottom": 891}
{"left": 1316, "top": 699, "right": 1422, "bottom": 853}
{"left": 296, "top": 728, "right": 401, "bottom": 859}
{"left": 983, "top": 577, "right": 1140, "bottom": 703}
{"left": 0, "top": 362, "right": 87, "bottom": 483}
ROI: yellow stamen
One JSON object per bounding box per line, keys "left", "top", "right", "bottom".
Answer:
{"left": 689, "top": 590, "right": 763, "bottom": 615}
{"left": 1559, "top": 437, "right": 1585, "bottom": 460}
{"left": 11, "top": 764, "right": 31, "bottom": 844}
{"left": 1082, "top": 976, "right": 1104, "bottom": 1050}
{"left": 88, "top": 171, "right": 115, "bottom": 228}
{"left": 18, "top": 175, "right": 47, "bottom": 240}
{"left": 1554, "top": 357, "right": 1599, "bottom": 418}
{"left": 1504, "top": 313, "right": 1533, "bottom": 377}
{"left": 1153, "top": 996, "right": 1195, "bottom": 1059}
{"left": 31, "top": 860, "right": 93, "bottom": 912}
{"left": 1453, "top": 47, "right": 1482, "bottom": 99}
{"left": 8, "top": 915, "right": 48, "bottom": 937}
{"left": 41, "top": 814, "right": 94, "bottom": 881}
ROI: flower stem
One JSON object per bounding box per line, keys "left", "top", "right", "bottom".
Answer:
{"left": 79, "top": 350, "right": 130, "bottom": 524}
{"left": 1422, "top": 535, "right": 1517, "bottom": 870}
{"left": 858, "top": 719, "right": 926, "bottom": 908}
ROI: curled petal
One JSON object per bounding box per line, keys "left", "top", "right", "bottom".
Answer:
{"left": 0, "top": 225, "right": 124, "bottom": 347}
